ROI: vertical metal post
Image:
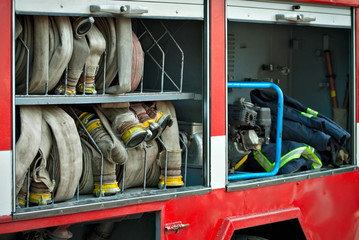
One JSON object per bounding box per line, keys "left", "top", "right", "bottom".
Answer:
{"left": 143, "top": 145, "right": 148, "bottom": 191}
{"left": 64, "top": 65, "right": 68, "bottom": 96}
{"left": 158, "top": 138, "right": 168, "bottom": 190}
{"left": 82, "top": 65, "right": 87, "bottom": 96}
{"left": 179, "top": 135, "right": 188, "bottom": 187}
{"left": 26, "top": 169, "right": 30, "bottom": 208}
{"left": 51, "top": 152, "right": 55, "bottom": 205}
{"left": 121, "top": 164, "right": 126, "bottom": 193}
{"left": 102, "top": 50, "right": 107, "bottom": 95}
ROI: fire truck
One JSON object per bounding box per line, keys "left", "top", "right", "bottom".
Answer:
{"left": 0, "top": 0, "right": 358, "bottom": 239}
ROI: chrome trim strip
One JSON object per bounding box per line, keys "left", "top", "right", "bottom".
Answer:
{"left": 15, "top": 93, "right": 201, "bottom": 105}
{"left": 11, "top": 0, "right": 16, "bottom": 214}
{"left": 13, "top": 187, "right": 211, "bottom": 220}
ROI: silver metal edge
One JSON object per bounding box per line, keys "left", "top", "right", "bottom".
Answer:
{"left": 226, "top": 166, "right": 358, "bottom": 191}
{"left": 352, "top": 7, "right": 357, "bottom": 167}
{"left": 15, "top": 12, "right": 204, "bottom": 21}
{"left": 13, "top": 187, "right": 211, "bottom": 220}
{"left": 11, "top": 0, "right": 16, "bottom": 214}
{"left": 15, "top": 92, "right": 201, "bottom": 105}
{"left": 225, "top": 0, "right": 229, "bottom": 186}
{"left": 204, "top": 0, "right": 210, "bottom": 187}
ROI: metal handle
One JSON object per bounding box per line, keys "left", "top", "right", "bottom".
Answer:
{"left": 90, "top": 4, "right": 148, "bottom": 15}
{"left": 276, "top": 14, "right": 316, "bottom": 23}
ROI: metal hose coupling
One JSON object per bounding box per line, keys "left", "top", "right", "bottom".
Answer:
{"left": 130, "top": 103, "right": 161, "bottom": 142}
{"left": 118, "top": 121, "right": 148, "bottom": 148}
{"left": 77, "top": 112, "right": 102, "bottom": 138}
{"left": 72, "top": 17, "right": 95, "bottom": 38}
{"left": 145, "top": 102, "right": 173, "bottom": 133}
{"left": 77, "top": 66, "right": 98, "bottom": 94}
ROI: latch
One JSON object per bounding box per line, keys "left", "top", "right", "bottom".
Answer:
{"left": 90, "top": 4, "right": 148, "bottom": 15}
{"left": 276, "top": 14, "right": 316, "bottom": 23}
{"left": 164, "top": 221, "right": 190, "bottom": 233}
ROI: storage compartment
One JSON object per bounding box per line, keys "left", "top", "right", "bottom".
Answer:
{"left": 226, "top": 1, "right": 355, "bottom": 186}
{"left": 13, "top": 8, "right": 208, "bottom": 218}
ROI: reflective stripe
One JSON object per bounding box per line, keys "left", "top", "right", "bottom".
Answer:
{"left": 253, "top": 151, "right": 273, "bottom": 172}
{"left": 301, "top": 112, "right": 314, "bottom": 118}
{"left": 303, "top": 147, "right": 322, "bottom": 169}
{"left": 306, "top": 108, "right": 318, "bottom": 117}
{"left": 253, "top": 145, "right": 322, "bottom": 172}
{"left": 279, "top": 147, "right": 307, "bottom": 167}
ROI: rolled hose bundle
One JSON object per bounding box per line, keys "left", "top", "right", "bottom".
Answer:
{"left": 55, "top": 35, "right": 90, "bottom": 95}
{"left": 95, "top": 17, "right": 118, "bottom": 91}
{"left": 117, "top": 141, "right": 160, "bottom": 189}
{"left": 105, "top": 18, "right": 143, "bottom": 94}
{"left": 79, "top": 139, "right": 94, "bottom": 194}
{"left": 29, "top": 119, "right": 55, "bottom": 205}
{"left": 81, "top": 138, "right": 119, "bottom": 196}
{"left": 15, "top": 16, "right": 73, "bottom": 94}
{"left": 155, "top": 101, "right": 184, "bottom": 188}
{"left": 42, "top": 106, "right": 82, "bottom": 202}
{"left": 77, "top": 25, "right": 106, "bottom": 94}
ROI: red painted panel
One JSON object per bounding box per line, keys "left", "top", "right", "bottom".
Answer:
{"left": 0, "top": 203, "right": 163, "bottom": 234}
{"left": 210, "top": 0, "right": 226, "bottom": 136}
{"left": 1, "top": 171, "right": 359, "bottom": 240}
{"left": 0, "top": 0, "right": 12, "bottom": 151}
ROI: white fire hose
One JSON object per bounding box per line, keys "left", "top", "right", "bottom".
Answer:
{"left": 156, "top": 101, "right": 184, "bottom": 188}
{"left": 95, "top": 17, "right": 118, "bottom": 91}
{"left": 42, "top": 106, "right": 83, "bottom": 202}
{"left": 55, "top": 34, "right": 90, "bottom": 95}
{"left": 29, "top": 119, "right": 55, "bottom": 205}
{"left": 77, "top": 25, "right": 106, "bottom": 94}
{"left": 15, "top": 16, "right": 73, "bottom": 94}
{"left": 15, "top": 106, "right": 42, "bottom": 195}
{"left": 117, "top": 141, "right": 160, "bottom": 189}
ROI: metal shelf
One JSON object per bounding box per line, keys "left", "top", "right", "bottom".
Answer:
{"left": 15, "top": 92, "right": 201, "bottom": 105}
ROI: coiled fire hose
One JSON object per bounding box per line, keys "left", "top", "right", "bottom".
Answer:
{"left": 75, "top": 106, "right": 127, "bottom": 196}
{"left": 95, "top": 17, "right": 118, "bottom": 91}
{"left": 117, "top": 141, "right": 160, "bottom": 189}
{"left": 15, "top": 106, "right": 42, "bottom": 195}
{"left": 77, "top": 25, "right": 106, "bottom": 94}
{"left": 156, "top": 101, "right": 184, "bottom": 188}
{"left": 79, "top": 139, "right": 94, "bottom": 194}
{"left": 106, "top": 18, "right": 143, "bottom": 94}
{"left": 80, "top": 137, "right": 119, "bottom": 196}
{"left": 15, "top": 15, "right": 33, "bottom": 90}
{"left": 55, "top": 27, "right": 91, "bottom": 95}
{"left": 15, "top": 16, "right": 73, "bottom": 94}
{"left": 42, "top": 106, "right": 82, "bottom": 202}
{"left": 29, "top": 119, "right": 55, "bottom": 205}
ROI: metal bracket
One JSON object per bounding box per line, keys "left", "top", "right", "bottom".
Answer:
{"left": 90, "top": 4, "right": 148, "bottom": 15}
